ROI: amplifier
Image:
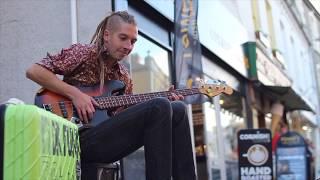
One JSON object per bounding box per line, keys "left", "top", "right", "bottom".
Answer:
{"left": 0, "top": 104, "right": 81, "bottom": 180}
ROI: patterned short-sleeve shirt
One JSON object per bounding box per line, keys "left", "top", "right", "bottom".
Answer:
{"left": 37, "top": 43, "right": 133, "bottom": 94}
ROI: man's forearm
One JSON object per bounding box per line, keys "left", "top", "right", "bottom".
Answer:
{"left": 26, "top": 64, "right": 80, "bottom": 99}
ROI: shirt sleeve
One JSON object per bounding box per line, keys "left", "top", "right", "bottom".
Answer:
{"left": 36, "top": 43, "right": 90, "bottom": 75}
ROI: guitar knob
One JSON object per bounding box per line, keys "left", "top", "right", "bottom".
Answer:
{"left": 71, "top": 117, "right": 81, "bottom": 124}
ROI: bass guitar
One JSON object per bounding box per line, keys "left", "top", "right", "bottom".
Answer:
{"left": 35, "top": 80, "right": 233, "bottom": 127}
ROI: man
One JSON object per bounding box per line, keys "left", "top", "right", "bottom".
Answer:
{"left": 26, "top": 11, "right": 196, "bottom": 180}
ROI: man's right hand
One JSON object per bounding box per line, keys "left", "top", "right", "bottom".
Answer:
{"left": 71, "top": 90, "right": 99, "bottom": 124}
{"left": 26, "top": 64, "right": 99, "bottom": 123}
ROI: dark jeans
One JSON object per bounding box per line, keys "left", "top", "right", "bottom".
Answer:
{"left": 80, "top": 97, "right": 196, "bottom": 180}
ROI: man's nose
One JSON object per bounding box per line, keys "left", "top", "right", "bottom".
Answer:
{"left": 124, "top": 40, "right": 133, "bottom": 50}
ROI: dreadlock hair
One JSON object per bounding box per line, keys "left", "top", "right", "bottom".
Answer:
{"left": 90, "top": 11, "right": 137, "bottom": 92}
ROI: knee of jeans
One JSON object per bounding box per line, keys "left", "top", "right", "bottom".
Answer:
{"left": 150, "top": 97, "right": 172, "bottom": 114}
{"left": 171, "top": 101, "right": 188, "bottom": 115}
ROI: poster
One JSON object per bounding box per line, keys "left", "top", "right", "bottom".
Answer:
{"left": 238, "top": 129, "right": 273, "bottom": 180}
{"left": 276, "top": 131, "right": 307, "bottom": 180}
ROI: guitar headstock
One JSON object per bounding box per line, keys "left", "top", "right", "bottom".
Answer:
{"left": 197, "top": 79, "right": 233, "bottom": 97}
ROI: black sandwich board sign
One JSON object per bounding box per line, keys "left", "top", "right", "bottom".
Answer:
{"left": 238, "top": 129, "right": 273, "bottom": 180}
{"left": 276, "top": 131, "right": 307, "bottom": 180}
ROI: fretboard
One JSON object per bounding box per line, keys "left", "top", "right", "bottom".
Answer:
{"left": 94, "top": 88, "right": 201, "bottom": 109}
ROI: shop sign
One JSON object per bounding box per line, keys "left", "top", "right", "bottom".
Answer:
{"left": 238, "top": 129, "right": 273, "bottom": 180}
{"left": 198, "top": 1, "right": 248, "bottom": 78}
{"left": 256, "top": 48, "right": 291, "bottom": 86}
{"left": 276, "top": 131, "right": 307, "bottom": 180}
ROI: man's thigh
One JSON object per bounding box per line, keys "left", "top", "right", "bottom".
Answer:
{"left": 79, "top": 98, "right": 162, "bottom": 163}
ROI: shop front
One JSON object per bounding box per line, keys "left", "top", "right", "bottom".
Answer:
{"left": 244, "top": 40, "right": 316, "bottom": 178}
{"left": 243, "top": 40, "right": 313, "bottom": 130}
{"left": 197, "top": 56, "right": 245, "bottom": 180}
{"left": 196, "top": 1, "right": 251, "bottom": 179}
{"left": 113, "top": 1, "right": 253, "bottom": 179}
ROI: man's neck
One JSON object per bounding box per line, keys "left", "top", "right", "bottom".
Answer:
{"left": 104, "top": 56, "right": 118, "bottom": 68}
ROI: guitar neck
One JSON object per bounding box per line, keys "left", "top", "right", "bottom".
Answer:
{"left": 95, "top": 88, "right": 201, "bottom": 109}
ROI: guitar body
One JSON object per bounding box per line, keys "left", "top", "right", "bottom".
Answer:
{"left": 34, "top": 80, "right": 125, "bottom": 126}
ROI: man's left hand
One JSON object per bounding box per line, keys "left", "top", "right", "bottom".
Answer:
{"left": 168, "top": 85, "right": 184, "bottom": 101}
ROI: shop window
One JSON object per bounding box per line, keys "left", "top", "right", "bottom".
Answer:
{"left": 202, "top": 101, "right": 219, "bottom": 180}
{"left": 252, "top": 0, "right": 261, "bottom": 31}
{"left": 144, "top": 0, "right": 174, "bottom": 20}
{"left": 220, "top": 93, "right": 245, "bottom": 180}
{"left": 124, "top": 35, "right": 171, "bottom": 93}
{"left": 201, "top": 75, "right": 245, "bottom": 179}
{"left": 120, "top": 35, "right": 172, "bottom": 179}
{"left": 202, "top": 94, "right": 245, "bottom": 180}
{"left": 265, "top": 0, "right": 276, "bottom": 49}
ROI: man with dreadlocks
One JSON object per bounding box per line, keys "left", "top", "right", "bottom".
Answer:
{"left": 26, "top": 11, "right": 196, "bottom": 180}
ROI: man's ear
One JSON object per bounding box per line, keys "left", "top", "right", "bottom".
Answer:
{"left": 103, "top": 29, "right": 110, "bottom": 40}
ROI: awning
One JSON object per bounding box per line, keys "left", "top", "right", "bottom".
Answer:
{"left": 256, "top": 84, "right": 314, "bottom": 112}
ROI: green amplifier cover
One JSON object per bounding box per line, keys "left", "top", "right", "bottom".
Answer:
{"left": 2, "top": 104, "right": 80, "bottom": 180}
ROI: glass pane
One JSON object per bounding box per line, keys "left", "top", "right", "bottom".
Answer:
{"left": 202, "top": 75, "right": 222, "bottom": 180}
{"left": 127, "top": 35, "right": 171, "bottom": 93}
{"left": 204, "top": 101, "right": 218, "bottom": 157}
{"left": 220, "top": 93, "right": 245, "bottom": 180}
{"left": 121, "top": 35, "right": 171, "bottom": 180}
{"left": 144, "top": 0, "right": 174, "bottom": 20}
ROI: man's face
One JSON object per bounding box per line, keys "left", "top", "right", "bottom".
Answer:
{"left": 103, "top": 22, "right": 138, "bottom": 61}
